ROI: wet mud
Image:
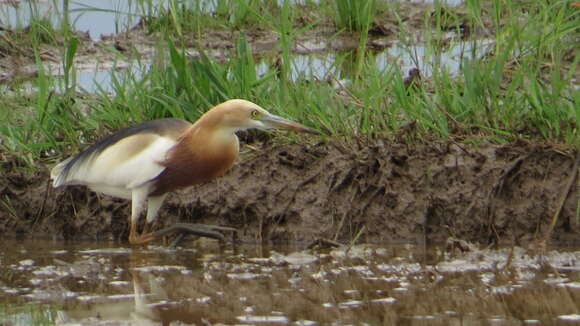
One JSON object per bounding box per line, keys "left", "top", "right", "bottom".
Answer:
{"left": 1, "top": 140, "right": 578, "bottom": 246}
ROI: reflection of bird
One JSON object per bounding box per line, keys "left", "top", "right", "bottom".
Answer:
{"left": 51, "top": 99, "right": 319, "bottom": 245}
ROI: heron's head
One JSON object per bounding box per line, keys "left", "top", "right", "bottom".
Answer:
{"left": 207, "top": 99, "right": 320, "bottom": 135}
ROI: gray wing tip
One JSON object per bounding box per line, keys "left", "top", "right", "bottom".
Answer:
{"left": 50, "top": 157, "right": 73, "bottom": 188}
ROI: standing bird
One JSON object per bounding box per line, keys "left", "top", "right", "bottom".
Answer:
{"left": 51, "top": 99, "right": 319, "bottom": 245}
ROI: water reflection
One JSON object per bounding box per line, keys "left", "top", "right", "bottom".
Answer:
{"left": 375, "top": 40, "right": 494, "bottom": 77}
{"left": 255, "top": 39, "right": 494, "bottom": 84}
{"left": 20, "top": 61, "right": 148, "bottom": 94}
{"left": 1, "top": 239, "right": 580, "bottom": 325}
{"left": 5, "top": 38, "right": 492, "bottom": 94}
{"left": 75, "top": 62, "right": 147, "bottom": 93}
{"left": 0, "top": 0, "right": 146, "bottom": 40}
{"left": 0, "top": 0, "right": 465, "bottom": 41}
{"left": 56, "top": 272, "right": 165, "bottom": 325}
{"left": 0, "top": 0, "right": 321, "bottom": 43}
{"left": 0, "top": 0, "right": 483, "bottom": 92}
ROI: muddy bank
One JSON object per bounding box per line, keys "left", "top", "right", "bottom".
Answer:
{"left": 1, "top": 140, "right": 578, "bottom": 246}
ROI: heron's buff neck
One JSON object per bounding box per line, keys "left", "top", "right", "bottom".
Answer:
{"left": 152, "top": 120, "right": 239, "bottom": 196}
{"left": 192, "top": 103, "right": 232, "bottom": 131}
{"left": 178, "top": 119, "right": 239, "bottom": 164}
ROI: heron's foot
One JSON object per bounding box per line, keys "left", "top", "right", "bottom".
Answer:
{"left": 128, "top": 232, "right": 156, "bottom": 245}
{"left": 152, "top": 223, "right": 237, "bottom": 248}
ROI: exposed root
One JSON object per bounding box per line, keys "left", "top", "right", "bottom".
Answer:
{"left": 485, "top": 153, "right": 531, "bottom": 244}
{"left": 152, "top": 223, "right": 238, "bottom": 247}
{"left": 306, "top": 238, "right": 343, "bottom": 249}
{"left": 540, "top": 152, "right": 580, "bottom": 245}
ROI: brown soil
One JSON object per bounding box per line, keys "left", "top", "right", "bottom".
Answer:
{"left": 1, "top": 140, "right": 578, "bottom": 246}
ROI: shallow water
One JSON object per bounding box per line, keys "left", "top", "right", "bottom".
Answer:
{"left": 3, "top": 36, "right": 490, "bottom": 94}
{"left": 256, "top": 39, "right": 493, "bottom": 83}
{"left": 1, "top": 239, "right": 580, "bottom": 325}
{"left": 0, "top": 0, "right": 479, "bottom": 93}
{"left": 0, "top": 0, "right": 465, "bottom": 39}
{"left": 0, "top": 0, "right": 145, "bottom": 40}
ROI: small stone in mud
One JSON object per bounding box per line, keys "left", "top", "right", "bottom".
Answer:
{"left": 338, "top": 300, "right": 364, "bottom": 309}
{"left": 236, "top": 315, "right": 289, "bottom": 324}
{"left": 370, "top": 297, "right": 397, "bottom": 304}
{"left": 18, "top": 259, "right": 34, "bottom": 266}
{"left": 558, "top": 314, "right": 580, "bottom": 321}
{"left": 275, "top": 252, "right": 318, "bottom": 265}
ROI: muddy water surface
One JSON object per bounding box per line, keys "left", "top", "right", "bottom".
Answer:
{"left": 1, "top": 239, "right": 580, "bottom": 325}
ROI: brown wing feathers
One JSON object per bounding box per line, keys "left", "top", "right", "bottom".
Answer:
{"left": 52, "top": 118, "right": 191, "bottom": 187}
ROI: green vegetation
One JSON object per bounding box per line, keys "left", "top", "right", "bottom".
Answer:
{"left": 0, "top": 0, "right": 577, "bottom": 168}
{"left": 334, "top": 0, "right": 377, "bottom": 32}
{"left": 0, "top": 303, "right": 57, "bottom": 326}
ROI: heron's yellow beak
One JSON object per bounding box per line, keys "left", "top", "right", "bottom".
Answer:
{"left": 261, "top": 114, "right": 320, "bottom": 135}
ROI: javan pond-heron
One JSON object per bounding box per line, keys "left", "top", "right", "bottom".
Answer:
{"left": 51, "top": 99, "right": 319, "bottom": 245}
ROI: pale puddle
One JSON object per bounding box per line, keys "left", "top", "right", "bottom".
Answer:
{"left": 0, "top": 0, "right": 465, "bottom": 39}
{"left": 77, "top": 38, "right": 492, "bottom": 93}
{"left": 0, "top": 0, "right": 476, "bottom": 93}
{"left": 84, "top": 39, "right": 491, "bottom": 93}
{"left": 4, "top": 38, "right": 491, "bottom": 94}
{"left": 0, "top": 0, "right": 144, "bottom": 40}
{"left": 1, "top": 239, "right": 580, "bottom": 325}
{"left": 256, "top": 39, "right": 493, "bottom": 83}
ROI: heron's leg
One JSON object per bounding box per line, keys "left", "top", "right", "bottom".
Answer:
{"left": 142, "top": 194, "right": 168, "bottom": 235}
{"left": 134, "top": 193, "right": 238, "bottom": 246}
{"left": 128, "top": 188, "right": 148, "bottom": 245}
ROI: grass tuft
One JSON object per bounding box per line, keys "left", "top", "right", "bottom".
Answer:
{"left": 333, "top": 0, "right": 377, "bottom": 32}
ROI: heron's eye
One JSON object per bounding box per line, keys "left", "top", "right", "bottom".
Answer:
{"left": 250, "top": 109, "right": 260, "bottom": 119}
